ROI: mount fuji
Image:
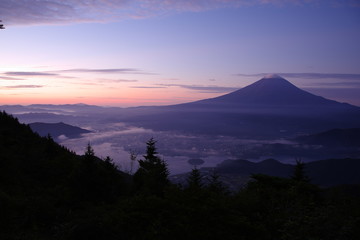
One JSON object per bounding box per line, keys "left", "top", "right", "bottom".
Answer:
{"left": 124, "top": 75, "right": 360, "bottom": 138}
{"left": 175, "top": 74, "right": 355, "bottom": 110}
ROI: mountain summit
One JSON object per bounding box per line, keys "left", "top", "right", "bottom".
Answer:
{"left": 126, "top": 75, "right": 360, "bottom": 138}
{"left": 192, "top": 74, "right": 350, "bottom": 107}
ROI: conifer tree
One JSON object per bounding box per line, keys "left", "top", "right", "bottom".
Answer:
{"left": 187, "top": 167, "right": 203, "bottom": 190}
{"left": 85, "top": 142, "right": 95, "bottom": 159}
{"left": 104, "top": 156, "right": 117, "bottom": 170}
{"left": 133, "top": 138, "right": 169, "bottom": 196}
{"left": 207, "top": 170, "right": 227, "bottom": 194}
{"left": 292, "top": 158, "right": 310, "bottom": 182}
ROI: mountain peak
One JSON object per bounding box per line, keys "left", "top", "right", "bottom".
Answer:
{"left": 250, "top": 74, "right": 296, "bottom": 90}
{"left": 263, "top": 74, "right": 283, "bottom": 79}
{"left": 192, "top": 75, "right": 348, "bottom": 107}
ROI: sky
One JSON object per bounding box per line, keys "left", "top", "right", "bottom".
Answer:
{"left": 1, "top": 0, "right": 360, "bottom": 107}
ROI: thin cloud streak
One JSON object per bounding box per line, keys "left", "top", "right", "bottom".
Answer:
{"left": 130, "top": 86, "right": 166, "bottom": 89}
{"left": 66, "top": 82, "right": 102, "bottom": 86}
{"left": 158, "top": 84, "right": 239, "bottom": 93}
{"left": 115, "top": 79, "right": 139, "bottom": 83}
{"left": 98, "top": 79, "right": 139, "bottom": 83}
{"left": 0, "top": 76, "right": 25, "bottom": 80}
{"left": 58, "top": 68, "right": 157, "bottom": 75}
{"left": 0, "top": 68, "right": 155, "bottom": 82}
{"left": 60, "top": 68, "right": 138, "bottom": 73}
{"left": 236, "top": 73, "right": 360, "bottom": 81}
{"left": 1, "top": 0, "right": 358, "bottom": 26}
{"left": 5, "top": 72, "right": 59, "bottom": 77}
{"left": 3, "top": 85, "right": 43, "bottom": 89}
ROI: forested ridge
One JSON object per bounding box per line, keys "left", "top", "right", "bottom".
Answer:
{"left": 1, "top": 111, "right": 359, "bottom": 240}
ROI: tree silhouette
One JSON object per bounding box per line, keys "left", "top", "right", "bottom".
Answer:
{"left": 0, "top": 20, "right": 4, "bottom": 29}
{"left": 85, "top": 142, "right": 95, "bottom": 159}
{"left": 187, "top": 167, "right": 203, "bottom": 190}
{"left": 292, "top": 158, "right": 310, "bottom": 182}
{"left": 133, "top": 138, "right": 169, "bottom": 196}
{"left": 207, "top": 170, "right": 227, "bottom": 194}
{"left": 104, "top": 156, "right": 117, "bottom": 170}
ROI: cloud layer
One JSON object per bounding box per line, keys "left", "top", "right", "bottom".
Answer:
{"left": 59, "top": 68, "right": 143, "bottom": 74}
{"left": 158, "top": 84, "right": 239, "bottom": 93}
{"left": 5, "top": 72, "right": 59, "bottom": 76}
{"left": 236, "top": 73, "right": 360, "bottom": 81}
{"left": 2, "top": 85, "right": 43, "bottom": 89}
{"left": 1, "top": 0, "right": 358, "bottom": 26}
{"left": 0, "top": 76, "right": 24, "bottom": 80}
{"left": 0, "top": 68, "right": 154, "bottom": 80}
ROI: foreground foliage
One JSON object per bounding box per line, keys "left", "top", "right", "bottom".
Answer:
{"left": 1, "top": 111, "right": 359, "bottom": 240}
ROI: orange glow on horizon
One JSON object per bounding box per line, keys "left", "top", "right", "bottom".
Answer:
{"left": 0, "top": 86, "right": 217, "bottom": 107}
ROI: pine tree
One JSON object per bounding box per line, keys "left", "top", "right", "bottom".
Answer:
{"left": 85, "top": 142, "right": 95, "bottom": 159}
{"left": 104, "top": 156, "right": 117, "bottom": 170}
{"left": 207, "top": 170, "right": 227, "bottom": 194}
{"left": 187, "top": 167, "right": 203, "bottom": 190}
{"left": 292, "top": 158, "right": 310, "bottom": 182}
{"left": 133, "top": 138, "right": 169, "bottom": 196}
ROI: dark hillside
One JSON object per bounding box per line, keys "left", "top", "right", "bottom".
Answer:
{"left": 0, "top": 111, "right": 127, "bottom": 197}
{"left": 216, "top": 158, "right": 293, "bottom": 177}
{"left": 0, "top": 111, "right": 128, "bottom": 239}
{"left": 214, "top": 158, "right": 360, "bottom": 187}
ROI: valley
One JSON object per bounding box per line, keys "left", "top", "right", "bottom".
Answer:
{"left": 2, "top": 75, "right": 359, "bottom": 174}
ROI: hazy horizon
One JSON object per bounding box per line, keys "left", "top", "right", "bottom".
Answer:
{"left": 1, "top": 75, "right": 360, "bottom": 108}
{"left": 1, "top": 1, "right": 360, "bottom": 107}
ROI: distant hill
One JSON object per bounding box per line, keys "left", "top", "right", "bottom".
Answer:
{"left": 214, "top": 158, "right": 360, "bottom": 187}
{"left": 216, "top": 158, "right": 293, "bottom": 177}
{"left": 295, "top": 128, "right": 360, "bottom": 147}
{"left": 29, "top": 122, "right": 91, "bottom": 139}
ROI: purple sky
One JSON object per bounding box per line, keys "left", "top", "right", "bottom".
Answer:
{"left": 1, "top": 0, "right": 360, "bottom": 106}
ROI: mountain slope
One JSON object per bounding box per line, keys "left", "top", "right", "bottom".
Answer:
{"left": 123, "top": 75, "right": 360, "bottom": 138}
{"left": 0, "top": 111, "right": 128, "bottom": 197}
{"left": 190, "top": 74, "right": 352, "bottom": 107}
{"left": 0, "top": 111, "right": 129, "bottom": 238}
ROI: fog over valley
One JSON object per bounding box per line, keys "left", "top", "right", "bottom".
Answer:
{"left": 3, "top": 75, "right": 359, "bottom": 174}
